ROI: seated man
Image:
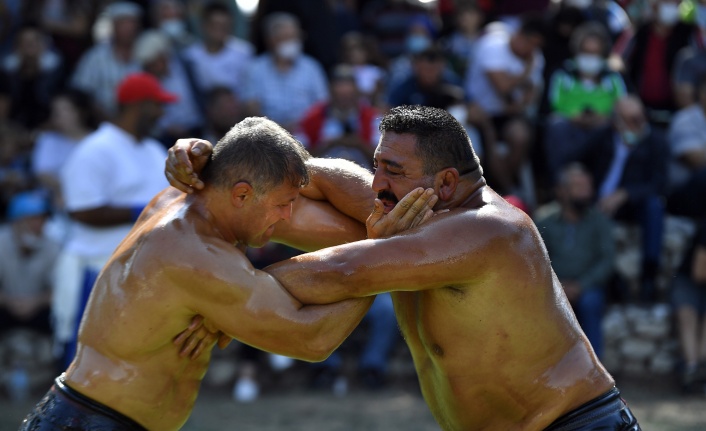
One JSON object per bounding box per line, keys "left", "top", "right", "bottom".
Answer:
{"left": 19, "top": 117, "right": 436, "bottom": 430}
{"left": 170, "top": 105, "right": 642, "bottom": 430}
{"left": 534, "top": 163, "right": 615, "bottom": 359}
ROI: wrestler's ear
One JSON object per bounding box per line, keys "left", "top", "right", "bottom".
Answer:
{"left": 231, "top": 181, "right": 254, "bottom": 208}
{"left": 436, "top": 168, "right": 459, "bottom": 201}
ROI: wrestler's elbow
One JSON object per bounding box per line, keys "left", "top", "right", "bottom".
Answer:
{"left": 298, "top": 331, "right": 340, "bottom": 362}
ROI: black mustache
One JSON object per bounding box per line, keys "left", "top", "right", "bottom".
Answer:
{"left": 377, "top": 190, "right": 398, "bottom": 204}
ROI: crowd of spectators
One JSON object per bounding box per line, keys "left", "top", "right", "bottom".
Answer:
{"left": 1, "top": 0, "right": 706, "bottom": 401}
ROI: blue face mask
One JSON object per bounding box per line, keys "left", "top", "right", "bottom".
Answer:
{"left": 621, "top": 124, "right": 650, "bottom": 147}
{"left": 406, "top": 34, "right": 431, "bottom": 54}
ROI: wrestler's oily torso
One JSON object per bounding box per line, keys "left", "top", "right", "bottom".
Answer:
{"left": 390, "top": 267, "right": 615, "bottom": 430}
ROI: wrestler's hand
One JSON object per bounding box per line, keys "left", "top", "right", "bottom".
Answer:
{"left": 173, "top": 315, "right": 232, "bottom": 360}
{"left": 366, "top": 188, "right": 438, "bottom": 239}
{"left": 165, "top": 138, "right": 213, "bottom": 193}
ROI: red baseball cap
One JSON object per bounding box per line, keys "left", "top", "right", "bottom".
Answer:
{"left": 116, "top": 72, "right": 178, "bottom": 104}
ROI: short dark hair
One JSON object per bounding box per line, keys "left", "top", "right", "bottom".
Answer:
{"left": 518, "top": 13, "right": 548, "bottom": 40}
{"left": 379, "top": 105, "right": 482, "bottom": 178}
{"left": 201, "top": 1, "right": 231, "bottom": 21}
{"left": 570, "top": 22, "right": 611, "bottom": 57}
{"left": 201, "top": 117, "right": 310, "bottom": 194}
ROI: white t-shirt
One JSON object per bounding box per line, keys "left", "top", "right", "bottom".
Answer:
{"left": 183, "top": 37, "right": 254, "bottom": 96}
{"left": 465, "top": 29, "right": 544, "bottom": 116}
{"left": 60, "top": 123, "right": 168, "bottom": 257}
{"left": 32, "top": 131, "right": 81, "bottom": 178}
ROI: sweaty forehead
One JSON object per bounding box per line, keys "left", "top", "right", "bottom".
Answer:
{"left": 375, "top": 132, "right": 421, "bottom": 163}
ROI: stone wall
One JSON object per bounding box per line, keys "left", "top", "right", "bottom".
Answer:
{"left": 602, "top": 303, "right": 679, "bottom": 376}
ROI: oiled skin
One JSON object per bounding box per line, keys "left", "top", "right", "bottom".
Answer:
{"left": 267, "top": 133, "right": 615, "bottom": 430}
{"left": 64, "top": 174, "right": 376, "bottom": 431}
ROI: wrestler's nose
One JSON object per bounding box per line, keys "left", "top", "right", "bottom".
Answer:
{"left": 371, "top": 170, "right": 388, "bottom": 194}
{"left": 280, "top": 203, "right": 293, "bottom": 222}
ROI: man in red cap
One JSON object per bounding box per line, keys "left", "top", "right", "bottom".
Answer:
{"left": 52, "top": 72, "right": 178, "bottom": 372}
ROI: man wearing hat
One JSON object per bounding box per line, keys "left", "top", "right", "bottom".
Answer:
{"left": 0, "top": 191, "right": 59, "bottom": 336}
{"left": 53, "top": 72, "right": 176, "bottom": 368}
{"left": 71, "top": 1, "right": 143, "bottom": 116}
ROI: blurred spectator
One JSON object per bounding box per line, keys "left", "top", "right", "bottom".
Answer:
{"left": 135, "top": 30, "right": 203, "bottom": 147}
{"left": 31, "top": 89, "right": 97, "bottom": 207}
{"left": 534, "top": 163, "right": 615, "bottom": 359}
{"left": 544, "top": 22, "right": 626, "bottom": 184}
{"left": 182, "top": 2, "right": 253, "bottom": 102}
{"left": 623, "top": 0, "right": 693, "bottom": 126}
{"left": 202, "top": 86, "right": 243, "bottom": 144}
{"left": 465, "top": 14, "right": 546, "bottom": 124}
{"left": 483, "top": 116, "right": 537, "bottom": 208}
{"left": 0, "top": 190, "right": 58, "bottom": 336}
{"left": 309, "top": 293, "right": 399, "bottom": 393}
{"left": 150, "top": 0, "right": 195, "bottom": 50}
{"left": 673, "top": 0, "right": 706, "bottom": 108}
{"left": 241, "top": 12, "right": 328, "bottom": 131}
{"left": 361, "top": 0, "right": 430, "bottom": 60}
{"left": 0, "top": 0, "right": 22, "bottom": 57}
{"left": 441, "top": 2, "right": 485, "bottom": 78}
{"left": 53, "top": 73, "right": 173, "bottom": 367}
{"left": 1, "top": 24, "right": 63, "bottom": 129}
{"left": 388, "top": 46, "right": 465, "bottom": 109}
{"left": 672, "top": 221, "right": 706, "bottom": 394}
{"left": 563, "top": 0, "right": 633, "bottom": 50}
{"left": 541, "top": 5, "right": 586, "bottom": 90}
{"left": 488, "top": 0, "right": 551, "bottom": 28}
{"left": 387, "top": 13, "right": 442, "bottom": 92}
{"left": 298, "top": 64, "right": 380, "bottom": 168}
{"left": 339, "top": 32, "right": 387, "bottom": 107}
{"left": 667, "top": 72, "right": 706, "bottom": 219}
{"left": 22, "top": 0, "right": 93, "bottom": 77}
{"left": 579, "top": 96, "right": 668, "bottom": 303}
{"left": 250, "top": 0, "right": 340, "bottom": 73}
{"left": 70, "top": 1, "right": 142, "bottom": 117}
{"left": 0, "top": 121, "right": 33, "bottom": 219}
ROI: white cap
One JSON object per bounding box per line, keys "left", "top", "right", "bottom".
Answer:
{"left": 103, "top": 1, "right": 143, "bottom": 19}
{"left": 134, "top": 30, "right": 171, "bottom": 65}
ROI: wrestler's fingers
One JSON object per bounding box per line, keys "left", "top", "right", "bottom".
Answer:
{"left": 217, "top": 333, "right": 232, "bottom": 350}
{"left": 410, "top": 194, "right": 438, "bottom": 227}
{"left": 179, "top": 330, "right": 203, "bottom": 358}
{"left": 366, "top": 199, "right": 385, "bottom": 227}
{"left": 190, "top": 139, "right": 214, "bottom": 157}
{"left": 398, "top": 188, "right": 434, "bottom": 225}
{"left": 190, "top": 336, "right": 214, "bottom": 360}
{"left": 173, "top": 145, "right": 194, "bottom": 176}
{"left": 166, "top": 171, "right": 193, "bottom": 194}
{"left": 173, "top": 315, "right": 200, "bottom": 347}
{"left": 388, "top": 187, "right": 424, "bottom": 219}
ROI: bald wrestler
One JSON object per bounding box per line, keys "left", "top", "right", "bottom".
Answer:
{"left": 19, "top": 117, "right": 437, "bottom": 431}
{"left": 168, "top": 106, "right": 641, "bottom": 430}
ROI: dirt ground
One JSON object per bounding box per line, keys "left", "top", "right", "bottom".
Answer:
{"left": 2, "top": 371, "right": 706, "bottom": 431}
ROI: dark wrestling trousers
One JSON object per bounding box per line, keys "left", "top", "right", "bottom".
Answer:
{"left": 19, "top": 374, "right": 147, "bottom": 431}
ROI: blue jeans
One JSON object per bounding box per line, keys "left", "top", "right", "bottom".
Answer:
{"left": 315, "top": 293, "right": 398, "bottom": 373}
{"left": 573, "top": 288, "right": 605, "bottom": 359}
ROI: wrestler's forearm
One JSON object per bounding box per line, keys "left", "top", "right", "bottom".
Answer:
{"left": 294, "top": 296, "right": 375, "bottom": 361}
{"left": 265, "top": 246, "right": 372, "bottom": 305}
{"left": 303, "top": 158, "right": 375, "bottom": 223}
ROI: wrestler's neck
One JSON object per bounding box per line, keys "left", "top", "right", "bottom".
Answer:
{"left": 435, "top": 176, "right": 487, "bottom": 211}
{"left": 185, "top": 189, "right": 243, "bottom": 246}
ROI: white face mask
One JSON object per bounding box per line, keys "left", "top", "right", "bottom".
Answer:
{"left": 160, "top": 19, "right": 186, "bottom": 39}
{"left": 575, "top": 53, "right": 604, "bottom": 76}
{"left": 657, "top": 3, "right": 680, "bottom": 26}
{"left": 566, "top": 0, "right": 592, "bottom": 9}
{"left": 276, "top": 40, "right": 302, "bottom": 60}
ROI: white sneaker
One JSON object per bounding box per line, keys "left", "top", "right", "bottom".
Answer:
{"left": 268, "top": 354, "right": 294, "bottom": 371}
{"left": 233, "top": 377, "right": 259, "bottom": 403}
